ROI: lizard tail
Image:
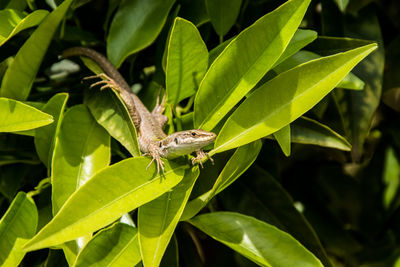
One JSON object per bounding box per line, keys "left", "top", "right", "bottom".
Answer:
{"left": 62, "top": 47, "right": 131, "bottom": 92}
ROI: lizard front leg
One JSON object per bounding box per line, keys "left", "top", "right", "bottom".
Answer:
{"left": 144, "top": 142, "right": 165, "bottom": 174}
{"left": 191, "top": 149, "right": 214, "bottom": 168}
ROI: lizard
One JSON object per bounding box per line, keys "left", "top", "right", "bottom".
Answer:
{"left": 62, "top": 47, "right": 216, "bottom": 173}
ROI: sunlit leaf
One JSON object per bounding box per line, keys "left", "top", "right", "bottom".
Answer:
{"left": 0, "top": 0, "right": 74, "bottom": 100}
{"left": 51, "top": 104, "right": 110, "bottom": 214}
{"left": 166, "top": 18, "right": 208, "bottom": 104}
{"left": 0, "top": 98, "right": 53, "bottom": 132}
{"left": 138, "top": 167, "right": 199, "bottom": 267}
{"left": 189, "top": 212, "right": 323, "bottom": 267}
{"left": 213, "top": 44, "right": 376, "bottom": 154}
{"left": 74, "top": 223, "right": 141, "bottom": 267}
{"left": 0, "top": 192, "right": 38, "bottom": 266}
{"left": 182, "top": 141, "right": 261, "bottom": 220}
{"left": 34, "top": 93, "right": 68, "bottom": 168}
{"left": 107, "top": 0, "right": 175, "bottom": 67}
{"left": 0, "top": 9, "right": 48, "bottom": 47}
{"left": 194, "top": 0, "right": 311, "bottom": 131}
{"left": 23, "top": 158, "right": 186, "bottom": 251}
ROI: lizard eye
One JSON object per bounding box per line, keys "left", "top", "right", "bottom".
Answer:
{"left": 191, "top": 132, "right": 196, "bottom": 136}
{"left": 174, "top": 138, "right": 179, "bottom": 144}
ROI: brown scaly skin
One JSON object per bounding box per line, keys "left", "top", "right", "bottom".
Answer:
{"left": 62, "top": 47, "right": 216, "bottom": 173}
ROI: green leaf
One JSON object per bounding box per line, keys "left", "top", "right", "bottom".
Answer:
{"left": 290, "top": 117, "right": 351, "bottom": 151}
{"left": 205, "top": 0, "right": 242, "bottom": 37}
{"left": 74, "top": 223, "right": 141, "bottom": 267}
{"left": 166, "top": 17, "right": 208, "bottom": 105}
{"left": 0, "top": 9, "right": 48, "bottom": 47}
{"left": 107, "top": 0, "right": 176, "bottom": 67}
{"left": 220, "top": 166, "right": 332, "bottom": 267}
{"left": 272, "top": 29, "right": 317, "bottom": 68}
{"left": 0, "top": 192, "right": 38, "bottom": 266}
{"left": 23, "top": 158, "right": 186, "bottom": 251}
{"left": 51, "top": 104, "right": 111, "bottom": 215}
{"left": 383, "top": 147, "right": 400, "bottom": 210}
{"left": 213, "top": 44, "right": 377, "bottom": 154}
{"left": 274, "top": 50, "right": 365, "bottom": 90}
{"left": 273, "top": 125, "right": 291, "bottom": 156}
{"left": 0, "top": 97, "right": 53, "bottom": 132}
{"left": 87, "top": 88, "right": 140, "bottom": 157}
{"left": 138, "top": 167, "right": 199, "bottom": 267}
{"left": 194, "top": 0, "right": 311, "bottom": 131}
{"left": 181, "top": 141, "right": 262, "bottom": 221}
{"left": 34, "top": 93, "right": 68, "bottom": 168}
{"left": 189, "top": 212, "right": 323, "bottom": 267}
{"left": 0, "top": 0, "right": 74, "bottom": 100}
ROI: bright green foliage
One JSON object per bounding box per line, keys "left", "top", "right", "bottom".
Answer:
{"left": 34, "top": 93, "right": 68, "bottom": 168}
{"left": 195, "top": 0, "right": 311, "bottom": 130}
{"left": 273, "top": 125, "right": 291, "bottom": 156}
{"left": 138, "top": 168, "right": 199, "bottom": 267}
{"left": 87, "top": 89, "right": 140, "bottom": 157}
{"left": 0, "top": 97, "right": 53, "bottom": 132}
{"left": 24, "top": 158, "right": 185, "bottom": 251}
{"left": 166, "top": 18, "right": 208, "bottom": 105}
{"left": 189, "top": 212, "right": 324, "bottom": 267}
{"left": 213, "top": 44, "right": 376, "bottom": 153}
{"left": 290, "top": 117, "right": 351, "bottom": 151}
{"left": 274, "top": 50, "right": 365, "bottom": 90}
{"left": 0, "top": 0, "right": 393, "bottom": 266}
{"left": 182, "top": 141, "right": 262, "bottom": 221}
{"left": 74, "top": 223, "right": 141, "bottom": 267}
{"left": 0, "top": 0, "right": 74, "bottom": 100}
{"left": 0, "top": 192, "right": 38, "bottom": 266}
{"left": 51, "top": 105, "right": 110, "bottom": 215}
{"left": 0, "top": 9, "right": 48, "bottom": 47}
{"left": 107, "top": 0, "right": 175, "bottom": 67}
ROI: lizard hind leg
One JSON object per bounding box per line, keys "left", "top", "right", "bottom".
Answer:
{"left": 83, "top": 73, "right": 119, "bottom": 91}
{"left": 152, "top": 90, "right": 168, "bottom": 127}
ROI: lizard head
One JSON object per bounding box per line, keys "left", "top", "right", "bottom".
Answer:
{"left": 159, "top": 129, "right": 216, "bottom": 159}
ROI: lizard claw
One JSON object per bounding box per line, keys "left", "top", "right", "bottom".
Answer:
{"left": 145, "top": 152, "right": 165, "bottom": 174}
{"left": 83, "top": 73, "right": 118, "bottom": 91}
{"left": 192, "top": 149, "right": 213, "bottom": 168}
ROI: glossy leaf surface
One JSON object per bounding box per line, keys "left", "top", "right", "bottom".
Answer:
{"left": 0, "top": 9, "right": 48, "bottom": 47}
{"left": 166, "top": 18, "right": 208, "bottom": 104}
{"left": 213, "top": 44, "right": 376, "bottom": 154}
{"left": 273, "top": 125, "right": 291, "bottom": 156}
{"left": 220, "top": 166, "right": 332, "bottom": 267}
{"left": 51, "top": 105, "right": 110, "bottom": 214}
{"left": 0, "top": 97, "right": 53, "bottom": 132}
{"left": 0, "top": 0, "right": 74, "bottom": 100}
{"left": 182, "top": 141, "right": 261, "bottom": 220}
{"left": 138, "top": 167, "right": 199, "bottom": 267}
{"left": 291, "top": 117, "right": 351, "bottom": 151}
{"left": 274, "top": 50, "right": 365, "bottom": 90}
{"left": 107, "top": 0, "right": 175, "bottom": 67}
{"left": 0, "top": 192, "right": 38, "bottom": 266}
{"left": 24, "top": 158, "right": 186, "bottom": 251}
{"left": 34, "top": 93, "right": 68, "bottom": 168}
{"left": 189, "top": 212, "right": 323, "bottom": 267}
{"left": 87, "top": 89, "right": 140, "bottom": 157}
{"left": 194, "top": 0, "right": 311, "bottom": 130}
{"left": 74, "top": 223, "right": 141, "bottom": 267}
